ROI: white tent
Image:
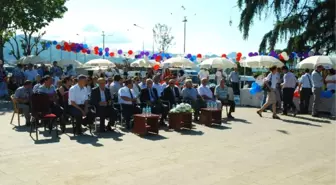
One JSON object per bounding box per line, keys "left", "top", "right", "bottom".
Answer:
{"left": 58, "top": 59, "right": 83, "bottom": 68}
{"left": 17, "top": 55, "right": 45, "bottom": 64}
{"left": 83, "top": 59, "right": 116, "bottom": 68}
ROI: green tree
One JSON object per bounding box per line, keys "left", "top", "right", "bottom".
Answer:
{"left": 0, "top": 0, "right": 67, "bottom": 61}
{"left": 237, "top": 0, "right": 335, "bottom": 54}
{"left": 153, "top": 23, "right": 175, "bottom": 53}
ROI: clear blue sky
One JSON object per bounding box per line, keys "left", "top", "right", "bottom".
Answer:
{"left": 42, "top": 0, "right": 285, "bottom": 56}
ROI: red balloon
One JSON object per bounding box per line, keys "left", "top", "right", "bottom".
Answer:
{"left": 153, "top": 65, "right": 160, "bottom": 70}
{"left": 294, "top": 90, "right": 300, "bottom": 98}
{"left": 155, "top": 56, "right": 161, "bottom": 62}
{"left": 128, "top": 50, "right": 133, "bottom": 55}
{"left": 81, "top": 49, "right": 86, "bottom": 53}
{"left": 279, "top": 54, "right": 284, "bottom": 60}
{"left": 56, "top": 44, "right": 61, "bottom": 50}
{"left": 71, "top": 43, "right": 76, "bottom": 48}
{"left": 64, "top": 42, "right": 69, "bottom": 46}
{"left": 94, "top": 50, "right": 99, "bottom": 55}
{"left": 109, "top": 52, "right": 115, "bottom": 57}
{"left": 197, "top": 54, "right": 202, "bottom": 58}
{"left": 221, "top": 54, "right": 227, "bottom": 58}
{"left": 94, "top": 46, "right": 99, "bottom": 51}
{"left": 237, "top": 52, "right": 242, "bottom": 57}
{"left": 236, "top": 57, "right": 240, "bottom": 62}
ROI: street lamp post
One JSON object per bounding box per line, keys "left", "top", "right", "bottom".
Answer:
{"left": 102, "top": 31, "right": 113, "bottom": 59}
{"left": 183, "top": 16, "right": 187, "bottom": 54}
{"left": 76, "top": 33, "right": 86, "bottom": 62}
{"left": 133, "top": 24, "right": 145, "bottom": 51}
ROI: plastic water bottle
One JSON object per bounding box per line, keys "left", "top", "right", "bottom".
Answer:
{"left": 145, "top": 106, "right": 149, "bottom": 116}
{"left": 142, "top": 108, "right": 146, "bottom": 115}
{"left": 207, "top": 102, "right": 210, "bottom": 109}
{"left": 148, "top": 107, "right": 152, "bottom": 116}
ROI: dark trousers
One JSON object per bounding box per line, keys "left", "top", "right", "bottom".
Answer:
{"left": 150, "top": 103, "right": 168, "bottom": 123}
{"left": 232, "top": 82, "right": 240, "bottom": 95}
{"left": 282, "top": 88, "right": 296, "bottom": 114}
{"left": 69, "top": 105, "right": 93, "bottom": 133}
{"left": 220, "top": 99, "right": 235, "bottom": 115}
{"left": 300, "top": 88, "right": 311, "bottom": 114}
{"left": 96, "top": 106, "right": 116, "bottom": 130}
{"left": 121, "top": 104, "right": 141, "bottom": 128}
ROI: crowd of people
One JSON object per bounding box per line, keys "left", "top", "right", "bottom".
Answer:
{"left": 0, "top": 59, "right": 335, "bottom": 136}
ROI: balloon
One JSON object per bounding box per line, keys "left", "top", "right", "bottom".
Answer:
{"left": 254, "top": 52, "right": 258, "bottom": 56}
{"left": 86, "top": 50, "right": 91, "bottom": 54}
{"left": 99, "top": 51, "right": 103, "bottom": 56}
{"left": 81, "top": 49, "right": 86, "bottom": 53}
{"left": 190, "top": 56, "right": 196, "bottom": 62}
{"left": 279, "top": 54, "right": 284, "bottom": 60}
{"left": 52, "top": 41, "right": 57, "bottom": 45}
{"left": 236, "top": 57, "right": 240, "bottom": 62}
{"left": 105, "top": 52, "right": 109, "bottom": 57}
{"left": 56, "top": 44, "right": 61, "bottom": 50}
{"left": 109, "top": 52, "right": 115, "bottom": 57}
{"left": 321, "top": 91, "right": 333, "bottom": 98}
{"left": 221, "top": 54, "right": 226, "bottom": 58}
{"left": 45, "top": 43, "right": 51, "bottom": 48}
{"left": 105, "top": 47, "right": 109, "bottom": 52}
{"left": 64, "top": 42, "right": 69, "bottom": 46}
{"left": 98, "top": 48, "right": 103, "bottom": 52}
{"left": 145, "top": 51, "right": 150, "bottom": 56}
{"left": 140, "top": 51, "right": 145, "bottom": 55}
{"left": 83, "top": 44, "right": 88, "bottom": 49}
{"left": 187, "top": 54, "right": 192, "bottom": 58}
{"left": 153, "top": 65, "right": 160, "bottom": 71}
{"left": 197, "top": 54, "right": 202, "bottom": 58}
{"left": 128, "top": 50, "right": 133, "bottom": 55}
{"left": 237, "top": 52, "right": 242, "bottom": 57}
{"left": 117, "top": 49, "right": 123, "bottom": 55}
{"left": 248, "top": 52, "right": 253, "bottom": 57}
{"left": 94, "top": 46, "right": 99, "bottom": 51}
{"left": 155, "top": 56, "right": 161, "bottom": 62}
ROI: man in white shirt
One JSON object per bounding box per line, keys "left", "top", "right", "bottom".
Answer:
{"left": 281, "top": 66, "right": 298, "bottom": 116}
{"left": 68, "top": 75, "right": 91, "bottom": 135}
{"left": 298, "top": 69, "right": 312, "bottom": 114}
{"left": 311, "top": 65, "right": 324, "bottom": 117}
{"left": 228, "top": 68, "right": 240, "bottom": 95}
{"left": 198, "top": 69, "right": 209, "bottom": 82}
{"left": 24, "top": 63, "right": 39, "bottom": 82}
{"left": 215, "top": 69, "right": 226, "bottom": 85}
{"left": 197, "top": 78, "right": 222, "bottom": 109}
{"left": 118, "top": 79, "right": 141, "bottom": 129}
{"left": 257, "top": 66, "right": 280, "bottom": 119}
{"left": 153, "top": 76, "right": 163, "bottom": 97}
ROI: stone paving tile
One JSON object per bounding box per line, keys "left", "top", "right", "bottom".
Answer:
{"left": 0, "top": 107, "right": 334, "bottom": 185}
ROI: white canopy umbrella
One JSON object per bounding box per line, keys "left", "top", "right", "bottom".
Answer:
{"left": 84, "top": 66, "right": 109, "bottom": 71}
{"left": 240, "top": 56, "right": 284, "bottom": 68}
{"left": 200, "top": 57, "right": 237, "bottom": 69}
{"left": 17, "top": 55, "right": 45, "bottom": 64}
{"left": 58, "top": 59, "right": 83, "bottom": 68}
{"left": 296, "top": 55, "right": 336, "bottom": 69}
{"left": 130, "top": 59, "right": 159, "bottom": 68}
{"left": 83, "top": 59, "right": 116, "bottom": 68}
{"left": 161, "top": 57, "right": 196, "bottom": 68}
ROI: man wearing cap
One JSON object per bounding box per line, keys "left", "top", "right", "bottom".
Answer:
{"left": 14, "top": 80, "right": 33, "bottom": 126}
{"left": 281, "top": 66, "right": 298, "bottom": 116}
{"left": 311, "top": 65, "right": 324, "bottom": 117}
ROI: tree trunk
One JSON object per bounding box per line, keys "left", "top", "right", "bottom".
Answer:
{"left": 0, "top": 34, "right": 4, "bottom": 62}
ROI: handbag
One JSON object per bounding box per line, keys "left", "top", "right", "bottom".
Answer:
{"left": 262, "top": 74, "right": 272, "bottom": 92}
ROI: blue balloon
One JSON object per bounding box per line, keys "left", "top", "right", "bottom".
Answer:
{"left": 45, "top": 43, "right": 51, "bottom": 48}
{"left": 150, "top": 56, "right": 154, "bottom": 60}
{"left": 86, "top": 50, "right": 91, "bottom": 54}
{"left": 249, "top": 88, "right": 257, "bottom": 95}
{"left": 99, "top": 48, "right": 103, "bottom": 52}
{"left": 321, "top": 91, "right": 333, "bottom": 98}
{"left": 105, "top": 52, "right": 109, "bottom": 56}
{"left": 52, "top": 41, "right": 57, "bottom": 45}
{"left": 83, "top": 44, "right": 88, "bottom": 49}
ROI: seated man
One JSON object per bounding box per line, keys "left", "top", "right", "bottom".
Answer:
{"left": 152, "top": 75, "right": 164, "bottom": 97}
{"left": 68, "top": 75, "right": 92, "bottom": 135}
{"left": 140, "top": 79, "right": 168, "bottom": 125}
{"left": 37, "top": 75, "right": 64, "bottom": 126}
{"left": 214, "top": 79, "right": 235, "bottom": 119}
{"left": 118, "top": 79, "right": 141, "bottom": 129}
{"left": 109, "top": 75, "right": 123, "bottom": 101}
{"left": 90, "top": 78, "right": 116, "bottom": 132}
{"left": 14, "top": 80, "right": 33, "bottom": 126}
{"left": 181, "top": 79, "right": 205, "bottom": 121}
{"left": 197, "top": 78, "right": 222, "bottom": 109}
{"left": 162, "top": 79, "right": 181, "bottom": 107}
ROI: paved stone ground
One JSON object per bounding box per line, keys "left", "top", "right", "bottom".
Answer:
{"left": 0, "top": 106, "right": 335, "bottom": 185}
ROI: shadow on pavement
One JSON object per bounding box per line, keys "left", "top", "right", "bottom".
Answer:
{"left": 295, "top": 115, "right": 331, "bottom": 124}
{"left": 223, "top": 118, "right": 252, "bottom": 124}
{"left": 209, "top": 124, "right": 232, "bottom": 130}
{"left": 281, "top": 118, "right": 322, "bottom": 127}
{"left": 277, "top": 129, "right": 290, "bottom": 135}
{"left": 176, "top": 129, "right": 204, "bottom": 136}
{"left": 97, "top": 130, "right": 124, "bottom": 141}
{"left": 141, "top": 133, "right": 168, "bottom": 141}
{"left": 70, "top": 134, "right": 103, "bottom": 147}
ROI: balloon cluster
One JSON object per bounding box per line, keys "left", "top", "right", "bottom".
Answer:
{"left": 249, "top": 82, "right": 262, "bottom": 95}
{"left": 321, "top": 90, "right": 333, "bottom": 98}
{"left": 235, "top": 52, "right": 242, "bottom": 62}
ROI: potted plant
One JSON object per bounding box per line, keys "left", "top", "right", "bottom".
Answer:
{"left": 168, "top": 103, "right": 194, "bottom": 129}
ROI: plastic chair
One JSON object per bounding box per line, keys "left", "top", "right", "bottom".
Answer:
{"left": 10, "top": 95, "right": 21, "bottom": 126}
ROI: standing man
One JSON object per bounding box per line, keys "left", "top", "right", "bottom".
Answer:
{"left": 14, "top": 80, "right": 33, "bottom": 126}
{"left": 68, "top": 75, "right": 90, "bottom": 135}
{"left": 281, "top": 66, "right": 298, "bottom": 116}
{"left": 228, "top": 67, "right": 240, "bottom": 95}
{"left": 50, "top": 61, "right": 63, "bottom": 78}
{"left": 109, "top": 75, "right": 123, "bottom": 100}
{"left": 298, "top": 69, "right": 312, "bottom": 114}
{"left": 198, "top": 68, "right": 209, "bottom": 82}
{"left": 257, "top": 66, "right": 280, "bottom": 119}
{"left": 24, "top": 63, "right": 39, "bottom": 82}
{"left": 311, "top": 65, "right": 324, "bottom": 117}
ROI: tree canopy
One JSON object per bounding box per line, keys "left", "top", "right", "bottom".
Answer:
{"left": 153, "top": 23, "right": 175, "bottom": 53}
{"left": 237, "top": 0, "right": 335, "bottom": 54}
{"left": 0, "top": 0, "right": 67, "bottom": 61}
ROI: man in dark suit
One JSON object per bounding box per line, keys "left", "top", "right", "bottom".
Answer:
{"left": 90, "top": 78, "right": 116, "bottom": 132}
{"left": 162, "top": 79, "right": 180, "bottom": 107}
{"left": 140, "top": 79, "right": 168, "bottom": 125}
